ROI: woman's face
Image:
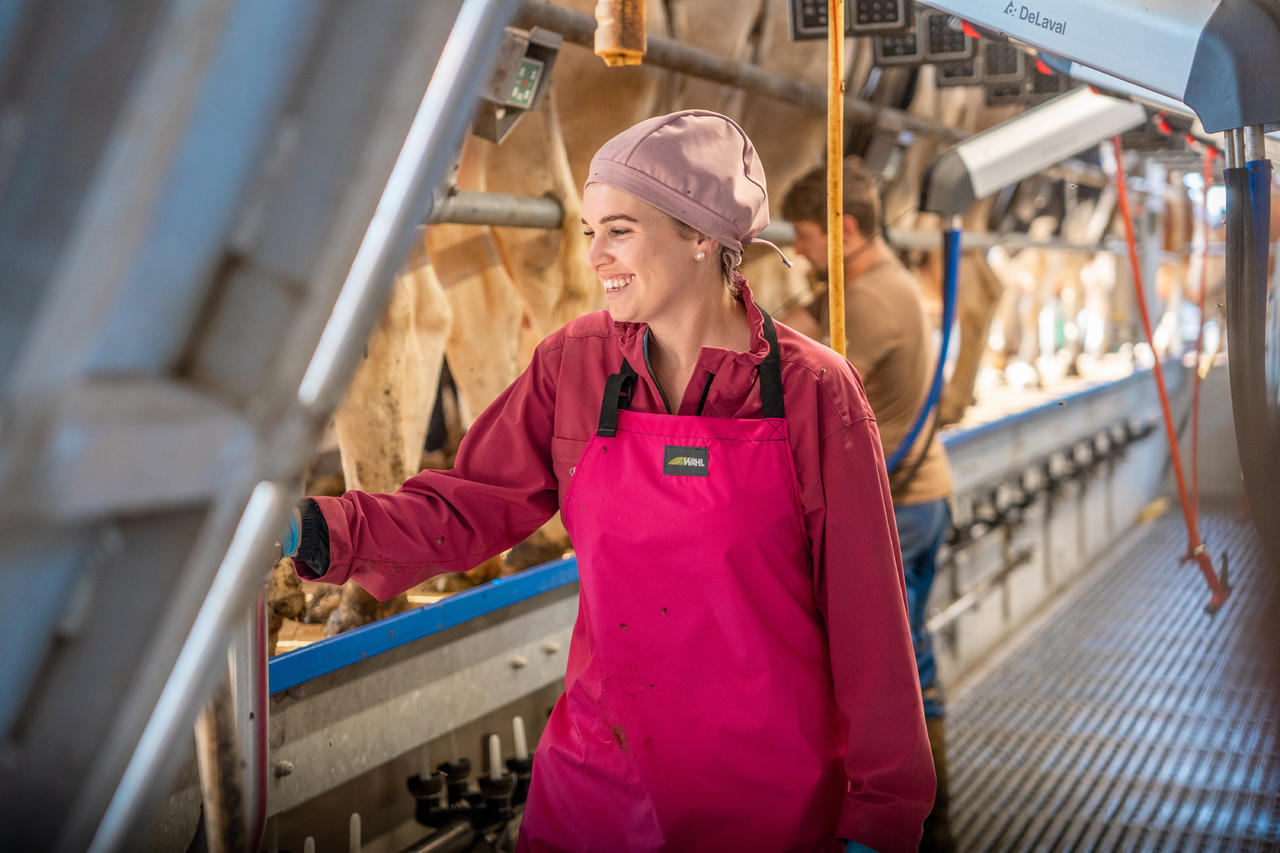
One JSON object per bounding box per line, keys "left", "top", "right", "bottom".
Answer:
{"left": 581, "top": 183, "right": 705, "bottom": 326}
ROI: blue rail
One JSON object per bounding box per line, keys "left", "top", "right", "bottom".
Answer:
{"left": 270, "top": 361, "right": 1179, "bottom": 693}
{"left": 269, "top": 556, "right": 579, "bottom": 694}
{"left": 940, "top": 359, "right": 1179, "bottom": 452}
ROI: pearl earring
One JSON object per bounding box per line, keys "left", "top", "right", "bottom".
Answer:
{"left": 695, "top": 251, "right": 706, "bottom": 261}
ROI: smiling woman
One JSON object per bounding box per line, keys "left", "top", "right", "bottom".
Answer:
{"left": 284, "top": 109, "right": 935, "bottom": 852}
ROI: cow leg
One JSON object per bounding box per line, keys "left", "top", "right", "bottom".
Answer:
{"left": 325, "top": 236, "right": 454, "bottom": 636}
{"left": 940, "top": 252, "right": 1003, "bottom": 425}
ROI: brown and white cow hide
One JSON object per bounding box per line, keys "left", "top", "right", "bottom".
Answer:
{"left": 309, "top": 238, "right": 457, "bottom": 635}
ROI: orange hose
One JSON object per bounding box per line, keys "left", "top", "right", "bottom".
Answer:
{"left": 1110, "top": 136, "right": 1228, "bottom": 613}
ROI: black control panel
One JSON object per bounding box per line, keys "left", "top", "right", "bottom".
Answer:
{"left": 851, "top": 0, "right": 910, "bottom": 34}
{"left": 935, "top": 58, "right": 981, "bottom": 87}
{"left": 985, "top": 80, "right": 1026, "bottom": 107}
{"left": 790, "top": 0, "right": 912, "bottom": 40}
{"left": 981, "top": 40, "right": 1025, "bottom": 83}
{"left": 872, "top": 25, "right": 923, "bottom": 66}
{"left": 1030, "top": 68, "right": 1068, "bottom": 98}
{"left": 920, "top": 9, "right": 975, "bottom": 62}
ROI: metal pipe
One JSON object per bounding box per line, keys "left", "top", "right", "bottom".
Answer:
{"left": 428, "top": 188, "right": 564, "bottom": 229}
{"left": 250, "top": 590, "right": 270, "bottom": 851}
{"left": 927, "top": 546, "right": 1034, "bottom": 634}
{"left": 1243, "top": 124, "right": 1267, "bottom": 163}
{"left": 297, "top": 0, "right": 516, "bottom": 413}
{"left": 428, "top": 188, "right": 1187, "bottom": 257}
{"left": 88, "top": 481, "right": 290, "bottom": 853}
{"left": 513, "top": 0, "right": 966, "bottom": 141}
{"left": 1225, "top": 127, "right": 1244, "bottom": 169}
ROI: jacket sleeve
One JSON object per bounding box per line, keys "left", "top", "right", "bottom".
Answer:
{"left": 810, "top": 413, "right": 936, "bottom": 852}
{"left": 301, "top": 339, "right": 563, "bottom": 600}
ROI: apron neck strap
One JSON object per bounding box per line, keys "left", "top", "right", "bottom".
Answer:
{"left": 758, "top": 310, "right": 785, "bottom": 420}
{"left": 596, "top": 312, "right": 784, "bottom": 436}
{"left": 597, "top": 358, "right": 638, "bottom": 437}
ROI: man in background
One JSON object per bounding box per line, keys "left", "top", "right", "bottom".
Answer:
{"left": 782, "top": 159, "right": 956, "bottom": 852}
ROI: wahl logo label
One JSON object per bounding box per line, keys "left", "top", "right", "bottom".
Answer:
{"left": 663, "top": 445, "right": 709, "bottom": 477}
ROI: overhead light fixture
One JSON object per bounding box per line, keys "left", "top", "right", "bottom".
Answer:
{"left": 921, "top": 87, "right": 1148, "bottom": 216}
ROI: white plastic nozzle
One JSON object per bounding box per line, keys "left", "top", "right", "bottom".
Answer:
{"left": 513, "top": 716, "right": 529, "bottom": 760}
{"left": 419, "top": 744, "right": 431, "bottom": 780}
{"left": 349, "top": 812, "right": 361, "bottom": 853}
{"left": 303, "top": 838, "right": 315, "bottom": 853}
{"left": 488, "top": 733, "right": 504, "bottom": 779}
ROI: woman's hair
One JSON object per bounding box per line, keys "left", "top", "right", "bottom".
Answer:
{"left": 667, "top": 215, "right": 744, "bottom": 296}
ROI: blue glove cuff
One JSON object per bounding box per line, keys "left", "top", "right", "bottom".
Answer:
{"left": 845, "top": 842, "right": 877, "bottom": 853}
{"left": 282, "top": 511, "right": 300, "bottom": 558}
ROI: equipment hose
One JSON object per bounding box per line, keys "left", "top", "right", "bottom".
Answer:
{"left": 1225, "top": 154, "right": 1280, "bottom": 562}
{"left": 1112, "top": 136, "right": 1228, "bottom": 613}
{"left": 887, "top": 225, "right": 959, "bottom": 474}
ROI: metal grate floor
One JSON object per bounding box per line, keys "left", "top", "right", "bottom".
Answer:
{"left": 948, "top": 505, "right": 1280, "bottom": 852}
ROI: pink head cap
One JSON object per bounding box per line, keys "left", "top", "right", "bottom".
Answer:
{"left": 586, "top": 109, "right": 792, "bottom": 267}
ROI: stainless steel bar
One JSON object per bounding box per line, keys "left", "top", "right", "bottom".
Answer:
{"left": 297, "top": 0, "right": 516, "bottom": 413}
{"left": 925, "top": 546, "right": 1032, "bottom": 634}
{"left": 513, "top": 0, "right": 966, "bottom": 141}
{"left": 87, "top": 482, "right": 289, "bottom": 853}
{"left": 1225, "top": 127, "right": 1244, "bottom": 169}
{"left": 427, "top": 188, "right": 1168, "bottom": 255}
{"left": 428, "top": 188, "right": 564, "bottom": 229}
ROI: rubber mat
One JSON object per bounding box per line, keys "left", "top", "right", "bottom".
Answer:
{"left": 947, "top": 505, "right": 1280, "bottom": 852}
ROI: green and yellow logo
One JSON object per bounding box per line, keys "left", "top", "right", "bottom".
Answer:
{"left": 664, "top": 445, "right": 709, "bottom": 477}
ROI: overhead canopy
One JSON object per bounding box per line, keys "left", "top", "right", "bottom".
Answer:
{"left": 920, "top": 87, "right": 1147, "bottom": 215}
{"left": 920, "top": 0, "right": 1280, "bottom": 133}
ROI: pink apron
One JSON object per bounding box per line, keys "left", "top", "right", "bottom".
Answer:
{"left": 517, "top": 316, "right": 845, "bottom": 852}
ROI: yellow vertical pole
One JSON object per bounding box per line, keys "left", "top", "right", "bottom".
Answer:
{"left": 826, "top": 0, "right": 846, "bottom": 357}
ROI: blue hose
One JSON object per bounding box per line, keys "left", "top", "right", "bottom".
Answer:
{"left": 887, "top": 226, "right": 960, "bottom": 473}
{"left": 1247, "top": 159, "right": 1272, "bottom": 296}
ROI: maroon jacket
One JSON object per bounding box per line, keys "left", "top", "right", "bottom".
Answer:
{"left": 306, "top": 284, "right": 934, "bottom": 849}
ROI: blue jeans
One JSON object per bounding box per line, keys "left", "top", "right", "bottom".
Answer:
{"left": 893, "top": 498, "right": 950, "bottom": 719}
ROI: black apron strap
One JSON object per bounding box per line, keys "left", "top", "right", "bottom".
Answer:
{"left": 599, "top": 314, "right": 781, "bottom": 433}
{"left": 597, "top": 358, "right": 638, "bottom": 437}
{"left": 758, "top": 310, "right": 785, "bottom": 420}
